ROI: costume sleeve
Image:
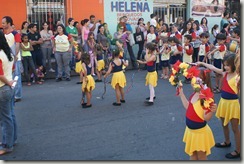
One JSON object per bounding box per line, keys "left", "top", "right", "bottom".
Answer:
{"left": 219, "top": 44, "right": 226, "bottom": 52}
{"left": 185, "top": 45, "right": 193, "bottom": 55}
{"left": 177, "top": 44, "right": 183, "bottom": 51}
{"left": 205, "top": 43, "right": 210, "bottom": 53}
{"left": 0, "top": 59, "right": 4, "bottom": 75}
{"left": 191, "top": 32, "right": 197, "bottom": 40}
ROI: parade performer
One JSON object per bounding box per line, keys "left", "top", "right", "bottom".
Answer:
{"left": 169, "top": 61, "right": 216, "bottom": 160}
{"left": 95, "top": 44, "right": 105, "bottom": 82}
{"left": 197, "top": 53, "right": 240, "bottom": 159}
{"left": 137, "top": 42, "right": 157, "bottom": 106}
{"left": 74, "top": 41, "right": 84, "bottom": 84}
{"left": 104, "top": 47, "right": 128, "bottom": 106}
{"left": 81, "top": 52, "right": 95, "bottom": 108}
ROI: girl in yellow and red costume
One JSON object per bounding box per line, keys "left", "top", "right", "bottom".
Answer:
{"left": 104, "top": 46, "right": 128, "bottom": 106}
{"left": 172, "top": 62, "right": 217, "bottom": 160}
{"left": 137, "top": 42, "right": 158, "bottom": 106}
{"left": 197, "top": 53, "right": 240, "bottom": 159}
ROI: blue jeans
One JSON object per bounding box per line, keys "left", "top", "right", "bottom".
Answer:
{"left": 0, "top": 85, "right": 16, "bottom": 148}
{"left": 14, "top": 61, "right": 22, "bottom": 99}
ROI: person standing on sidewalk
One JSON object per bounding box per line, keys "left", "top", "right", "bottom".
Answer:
{"left": 40, "top": 22, "right": 55, "bottom": 73}
{"left": 123, "top": 16, "right": 137, "bottom": 69}
{"left": 0, "top": 30, "right": 16, "bottom": 155}
{"left": 2, "top": 16, "right": 22, "bottom": 102}
{"left": 52, "top": 24, "right": 73, "bottom": 82}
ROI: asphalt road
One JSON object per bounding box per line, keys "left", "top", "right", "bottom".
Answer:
{"left": 0, "top": 69, "right": 241, "bottom": 161}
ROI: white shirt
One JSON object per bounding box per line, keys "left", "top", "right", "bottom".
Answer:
{"left": 150, "top": 19, "right": 157, "bottom": 27}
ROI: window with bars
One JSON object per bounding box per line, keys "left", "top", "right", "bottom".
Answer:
{"left": 27, "top": 0, "right": 66, "bottom": 31}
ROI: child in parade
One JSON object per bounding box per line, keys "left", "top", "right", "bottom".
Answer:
{"left": 168, "top": 36, "right": 183, "bottom": 68}
{"left": 160, "top": 43, "right": 171, "bottom": 79}
{"left": 197, "top": 53, "right": 240, "bottom": 159}
{"left": 198, "top": 33, "right": 210, "bottom": 63}
{"left": 75, "top": 46, "right": 84, "bottom": 84}
{"left": 206, "top": 33, "right": 227, "bottom": 93}
{"left": 182, "top": 34, "right": 194, "bottom": 64}
{"left": 178, "top": 67, "right": 217, "bottom": 160}
{"left": 95, "top": 44, "right": 105, "bottom": 82}
{"left": 81, "top": 52, "right": 96, "bottom": 108}
{"left": 20, "top": 34, "right": 42, "bottom": 85}
{"left": 104, "top": 47, "right": 128, "bottom": 106}
{"left": 182, "top": 34, "right": 194, "bottom": 84}
{"left": 137, "top": 42, "right": 158, "bottom": 106}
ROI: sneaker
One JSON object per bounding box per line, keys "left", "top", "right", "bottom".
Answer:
{"left": 76, "top": 82, "right": 82, "bottom": 84}
{"left": 66, "top": 78, "right": 71, "bottom": 81}
{"left": 49, "top": 68, "right": 55, "bottom": 73}
{"left": 56, "top": 78, "right": 62, "bottom": 82}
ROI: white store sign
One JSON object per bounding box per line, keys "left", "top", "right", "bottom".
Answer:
{"left": 104, "top": 0, "right": 153, "bottom": 37}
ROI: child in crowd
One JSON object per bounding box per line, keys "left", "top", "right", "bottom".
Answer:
{"left": 182, "top": 34, "right": 194, "bottom": 83}
{"left": 95, "top": 44, "right": 105, "bottom": 82}
{"left": 197, "top": 54, "right": 240, "bottom": 159}
{"left": 198, "top": 32, "right": 210, "bottom": 63}
{"left": 206, "top": 33, "right": 227, "bottom": 93}
{"left": 104, "top": 47, "right": 128, "bottom": 106}
{"left": 81, "top": 52, "right": 96, "bottom": 108}
{"left": 20, "top": 34, "right": 42, "bottom": 85}
{"left": 160, "top": 43, "right": 171, "bottom": 79}
{"left": 183, "top": 34, "right": 193, "bottom": 63}
{"left": 137, "top": 42, "right": 158, "bottom": 106}
{"left": 228, "top": 28, "right": 240, "bottom": 53}
{"left": 168, "top": 36, "right": 183, "bottom": 68}
{"left": 36, "top": 66, "right": 45, "bottom": 82}
{"left": 178, "top": 67, "right": 216, "bottom": 160}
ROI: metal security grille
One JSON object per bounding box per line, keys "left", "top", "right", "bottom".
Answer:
{"left": 153, "top": 2, "right": 187, "bottom": 24}
{"left": 26, "top": 0, "right": 66, "bottom": 30}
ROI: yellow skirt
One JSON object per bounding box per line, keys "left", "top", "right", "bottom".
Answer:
{"left": 111, "top": 71, "right": 126, "bottom": 89}
{"left": 183, "top": 125, "right": 215, "bottom": 156}
{"left": 82, "top": 75, "right": 95, "bottom": 92}
{"left": 145, "top": 71, "right": 158, "bottom": 87}
{"left": 97, "top": 60, "right": 105, "bottom": 71}
{"left": 216, "top": 98, "right": 240, "bottom": 126}
{"left": 75, "top": 62, "right": 83, "bottom": 74}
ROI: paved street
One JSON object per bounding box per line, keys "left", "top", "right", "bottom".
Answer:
{"left": 0, "top": 70, "right": 240, "bottom": 160}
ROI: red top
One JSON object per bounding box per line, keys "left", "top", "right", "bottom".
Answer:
{"left": 221, "top": 73, "right": 236, "bottom": 94}
{"left": 186, "top": 94, "right": 204, "bottom": 123}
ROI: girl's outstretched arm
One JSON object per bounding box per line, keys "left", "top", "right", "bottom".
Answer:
{"left": 197, "top": 62, "right": 223, "bottom": 75}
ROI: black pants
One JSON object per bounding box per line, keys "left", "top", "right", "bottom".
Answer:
{"left": 136, "top": 43, "right": 144, "bottom": 60}
{"left": 126, "top": 42, "right": 137, "bottom": 68}
{"left": 192, "top": 47, "right": 199, "bottom": 63}
{"left": 22, "top": 56, "right": 38, "bottom": 82}
{"left": 31, "top": 49, "right": 43, "bottom": 68}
